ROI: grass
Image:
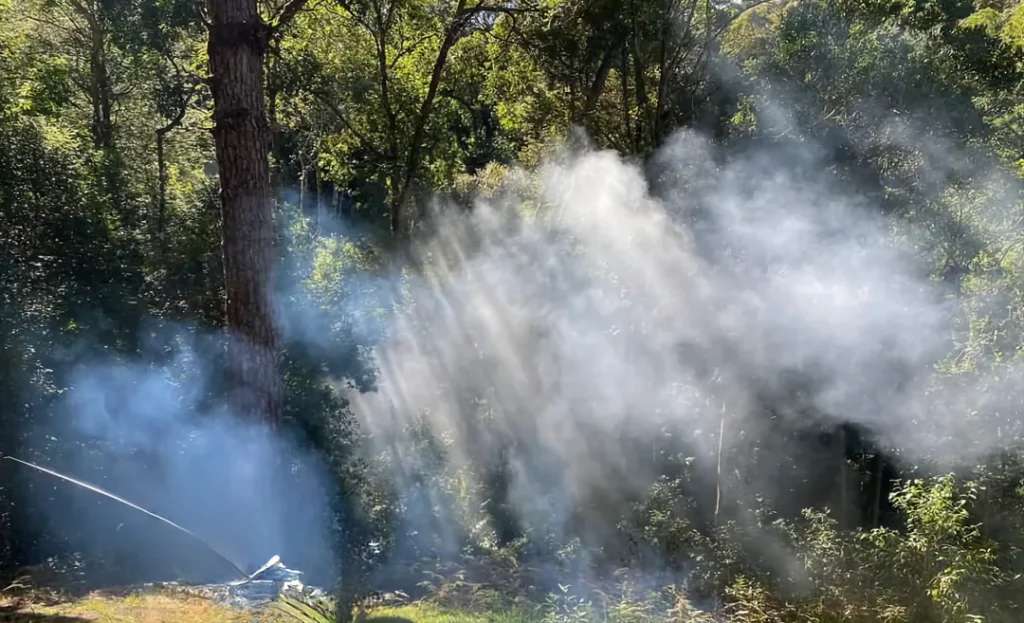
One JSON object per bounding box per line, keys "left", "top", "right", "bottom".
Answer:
{"left": 0, "top": 591, "right": 539, "bottom": 623}
{"left": 1, "top": 591, "right": 255, "bottom": 622}
{"left": 364, "top": 603, "right": 540, "bottom": 623}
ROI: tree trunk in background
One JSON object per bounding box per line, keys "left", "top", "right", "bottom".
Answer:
{"left": 87, "top": 15, "right": 114, "bottom": 150}
{"left": 156, "top": 131, "right": 168, "bottom": 239}
{"left": 652, "top": 1, "right": 672, "bottom": 146}
{"left": 620, "top": 45, "right": 633, "bottom": 151}
{"left": 206, "top": 0, "right": 282, "bottom": 425}
{"left": 871, "top": 453, "right": 884, "bottom": 528}
{"left": 837, "top": 426, "right": 849, "bottom": 530}
{"left": 299, "top": 153, "right": 308, "bottom": 216}
{"left": 155, "top": 97, "right": 189, "bottom": 247}
{"left": 578, "top": 45, "right": 617, "bottom": 126}
{"left": 81, "top": 3, "right": 130, "bottom": 226}
{"left": 315, "top": 165, "right": 324, "bottom": 232}
{"left": 630, "top": 29, "right": 651, "bottom": 149}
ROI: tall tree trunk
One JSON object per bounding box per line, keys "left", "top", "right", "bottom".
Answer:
{"left": 88, "top": 15, "right": 114, "bottom": 150}
{"left": 206, "top": 0, "right": 282, "bottom": 425}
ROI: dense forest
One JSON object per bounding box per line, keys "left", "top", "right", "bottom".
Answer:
{"left": 2, "top": 0, "right": 1024, "bottom": 621}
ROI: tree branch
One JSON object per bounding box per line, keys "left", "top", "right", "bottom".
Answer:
{"left": 310, "top": 90, "right": 384, "bottom": 159}
{"left": 270, "top": 0, "right": 311, "bottom": 34}
{"left": 711, "top": 0, "right": 780, "bottom": 41}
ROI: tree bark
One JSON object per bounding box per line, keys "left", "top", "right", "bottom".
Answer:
{"left": 206, "top": 0, "right": 282, "bottom": 425}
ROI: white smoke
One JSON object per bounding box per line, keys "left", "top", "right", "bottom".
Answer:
{"left": 348, "top": 127, "right": 1021, "bottom": 560}
{"left": 36, "top": 328, "right": 337, "bottom": 583}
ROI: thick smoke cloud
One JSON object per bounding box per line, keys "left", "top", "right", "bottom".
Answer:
{"left": 350, "top": 127, "right": 1021, "bottom": 562}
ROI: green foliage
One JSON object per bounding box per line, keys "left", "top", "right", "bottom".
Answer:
{"left": 861, "top": 477, "right": 1003, "bottom": 621}
{"left": 705, "top": 477, "right": 1018, "bottom": 622}
{"left": 616, "top": 473, "right": 707, "bottom": 573}
{"left": 541, "top": 585, "right": 594, "bottom": 623}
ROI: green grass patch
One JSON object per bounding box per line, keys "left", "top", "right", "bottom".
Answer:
{"left": 365, "top": 602, "right": 540, "bottom": 623}
{"left": 1, "top": 590, "right": 263, "bottom": 622}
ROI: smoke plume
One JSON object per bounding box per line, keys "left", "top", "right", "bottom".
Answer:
{"left": 349, "top": 126, "right": 1023, "bottom": 566}
{"left": 26, "top": 327, "right": 336, "bottom": 584}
